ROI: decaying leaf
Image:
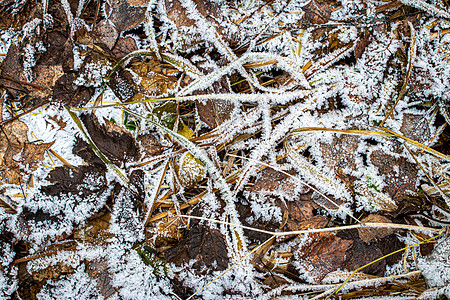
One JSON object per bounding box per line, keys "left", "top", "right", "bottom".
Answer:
{"left": 358, "top": 214, "right": 397, "bottom": 243}
{"left": 80, "top": 113, "right": 139, "bottom": 163}
{"left": 85, "top": 259, "right": 116, "bottom": 298}
{"left": 20, "top": 141, "right": 54, "bottom": 170}
{"left": 164, "top": 223, "right": 229, "bottom": 272}
{"left": 294, "top": 232, "right": 354, "bottom": 283}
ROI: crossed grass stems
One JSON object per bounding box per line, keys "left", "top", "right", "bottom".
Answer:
{"left": 30, "top": 0, "right": 450, "bottom": 297}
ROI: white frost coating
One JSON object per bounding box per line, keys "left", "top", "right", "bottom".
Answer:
{"left": 36, "top": 267, "right": 102, "bottom": 300}
{"left": 418, "top": 238, "right": 450, "bottom": 288}
{"left": 108, "top": 246, "right": 172, "bottom": 300}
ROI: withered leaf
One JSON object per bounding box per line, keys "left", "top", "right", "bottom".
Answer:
{"left": 112, "top": 37, "right": 138, "bottom": 59}
{"left": 343, "top": 239, "right": 385, "bottom": 276}
{"left": 301, "top": 0, "right": 332, "bottom": 25}
{"left": 263, "top": 274, "right": 289, "bottom": 288}
{"left": 53, "top": 71, "right": 95, "bottom": 107}
{"left": 164, "top": 224, "right": 229, "bottom": 272}
{"left": 80, "top": 113, "right": 139, "bottom": 163}
{"left": 108, "top": 69, "right": 138, "bottom": 101}
{"left": 358, "top": 214, "right": 397, "bottom": 243}
{"left": 369, "top": 150, "right": 419, "bottom": 205}
{"left": 250, "top": 167, "right": 299, "bottom": 198}
{"left": 106, "top": 0, "right": 147, "bottom": 32}
{"left": 355, "top": 28, "right": 371, "bottom": 59}
{"left": 73, "top": 213, "right": 112, "bottom": 244}
{"left": 85, "top": 259, "right": 116, "bottom": 298}
{"left": 0, "top": 119, "right": 29, "bottom": 165}
{"left": 20, "top": 141, "right": 55, "bottom": 171}
{"left": 93, "top": 20, "right": 119, "bottom": 50}
{"left": 41, "top": 164, "right": 107, "bottom": 197}
{"left": 295, "top": 232, "right": 353, "bottom": 283}
{"left": 136, "top": 134, "right": 164, "bottom": 158}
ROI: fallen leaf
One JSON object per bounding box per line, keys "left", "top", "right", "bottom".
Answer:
{"left": 106, "top": 0, "right": 147, "bottom": 32}
{"left": 358, "top": 214, "right": 397, "bottom": 243}
{"left": 164, "top": 223, "right": 229, "bottom": 272}
{"left": 80, "top": 113, "right": 139, "bottom": 163}
{"left": 342, "top": 239, "right": 385, "bottom": 276}
{"left": 85, "top": 259, "right": 116, "bottom": 298}
{"left": 369, "top": 150, "right": 419, "bottom": 205}
{"left": 112, "top": 37, "right": 139, "bottom": 59}
{"left": 20, "top": 141, "right": 55, "bottom": 170}
{"left": 302, "top": 0, "right": 332, "bottom": 25}
{"left": 93, "top": 20, "right": 119, "bottom": 50}
{"left": 295, "top": 232, "right": 354, "bottom": 283}
{"left": 53, "top": 71, "right": 95, "bottom": 107}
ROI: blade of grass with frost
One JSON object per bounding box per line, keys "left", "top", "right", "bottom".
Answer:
{"left": 145, "top": 0, "right": 161, "bottom": 60}
{"left": 398, "top": 0, "right": 450, "bottom": 19}
{"left": 177, "top": 52, "right": 310, "bottom": 96}
{"left": 65, "top": 107, "right": 139, "bottom": 197}
{"left": 74, "top": 89, "right": 315, "bottom": 111}
{"left": 125, "top": 109, "right": 247, "bottom": 255}
{"left": 270, "top": 271, "right": 421, "bottom": 298}
{"left": 404, "top": 143, "right": 450, "bottom": 207}
{"left": 304, "top": 42, "right": 354, "bottom": 79}
{"left": 161, "top": 52, "right": 203, "bottom": 79}
{"left": 179, "top": 0, "right": 309, "bottom": 92}
{"left": 292, "top": 127, "right": 450, "bottom": 161}
{"left": 284, "top": 135, "right": 354, "bottom": 210}
{"left": 232, "top": 98, "right": 318, "bottom": 196}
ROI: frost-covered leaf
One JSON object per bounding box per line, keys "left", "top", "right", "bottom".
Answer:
{"left": 176, "top": 152, "right": 206, "bottom": 188}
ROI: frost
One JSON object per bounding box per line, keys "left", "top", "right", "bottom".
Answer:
{"left": 418, "top": 238, "right": 450, "bottom": 288}
{"left": 36, "top": 267, "right": 102, "bottom": 300}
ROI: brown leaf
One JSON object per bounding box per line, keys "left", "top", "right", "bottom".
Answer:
{"left": 250, "top": 167, "right": 299, "bottom": 198}
{"left": 53, "top": 71, "right": 95, "bottom": 107}
{"left": 106, "top": 0, "right": 147, "bottom": 32}
{"left": 93, "top": 19, "right": 119, "bottom": 50}
{"left": 108, "top": 69, "right": 139, "bottom": 101}
{"left": 112, "top": 37, "right": 139, "bottom": 59}
{"left": 302, "top": 0, "right": 332, "bottom": 25}
{"left": 80, "top": 113, "right": 139, "bottom": 163}
{"left": 320, "top": 134, "right": 360, "bottom": 172}
{"left": 41, "top": 164, "right": 107, "bottom": 197}
{"left": 343, "top": 239, "right": 385, "bottom": 276}
{"left": 195, "top": 78, "right": 234, "bottom": 128}
{"left": 73, "top": 213, "right": 112, "bottom": 244}
{"left": 369, "top": 150, "right": 419, "bottom": 205}
{"left": 164, "top": 224, "right": 229, "bottom": 272}
{"left": 263, "top": 274, "right": 289, "bottom": 288}
{"left": 295, "top": 232, "right": 354, "bottom": 283}
{"left": 358, "top": 214, "right": 397, "bottom": 243}
{"left": 136, "top": 134, "right": 164, "bottom": 158}
{"left": 85, "top": 259, "right": 116, "bottom": 298}
{"left": 399, "top": 114, "right": 431, "bottom": 144}
{"left": 355, "top": 28, "right": 371, "bottom": 59}
{"left": 20, "top": 142, "right": 55, "bottom": 170}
